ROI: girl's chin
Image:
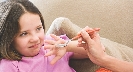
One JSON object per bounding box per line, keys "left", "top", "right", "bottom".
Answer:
{"left": 23, "top": 47, "right": 41, "bottom": 57}
{"left": 33, "top": 49, "right": 40, "bottom": 56}
{"left": 34, "top": 51, "right": 40, "bottom": 56}
{"left": 27, "top": 52, "right": 39, "bottom": 57}
{"left": 28, "top": 49, "right": 41, "bottom": 56}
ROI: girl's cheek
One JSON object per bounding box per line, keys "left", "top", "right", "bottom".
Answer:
{"left": 41, "top": 35, "right": 45, "bottom": 43}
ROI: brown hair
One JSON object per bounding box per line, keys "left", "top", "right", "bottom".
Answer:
{"left": 0, "top": 0, "right": 45, "bottom": 60}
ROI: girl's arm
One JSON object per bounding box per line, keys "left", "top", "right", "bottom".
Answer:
{"left": 44, "top": 34, "right": 88, "bottom": 64}
{"left": 65, "top": 40, "right": 88, "bottom": 59}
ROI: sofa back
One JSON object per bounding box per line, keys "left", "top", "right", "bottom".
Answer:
{"left": 30, "top": 0, "right": 133, "bottom": 48}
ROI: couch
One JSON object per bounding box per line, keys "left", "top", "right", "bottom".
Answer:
{"left": 29, "top": 0, "right": 133, "bottom": 72}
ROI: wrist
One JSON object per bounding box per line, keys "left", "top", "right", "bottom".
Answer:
{"left": 65, "top": 40, "right": 71, "bottom": 52}
{"left": 65, "top": 40, "right": 76, "bottom": 52}
{"left": 98, "top": 54, "right": 112, "bottom": 66}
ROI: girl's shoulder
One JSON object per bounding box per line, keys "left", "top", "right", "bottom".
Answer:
{"left": 0, "top": 59, "right": 18, "bottom": 72}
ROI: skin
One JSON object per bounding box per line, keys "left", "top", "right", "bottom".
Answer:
{"left": 78, "top": 26, "right": 133, "bottom": 72}
{"left": 13, "top": 12, "right": 44, "bottom": 57}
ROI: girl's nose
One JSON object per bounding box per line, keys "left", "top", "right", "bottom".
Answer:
{"left": 30, "top": 34, "right": 39, "bottom": 42}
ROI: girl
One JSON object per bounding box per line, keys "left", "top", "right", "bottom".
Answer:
{"left": 0, "top": 0, "right": 89, "bottom": 72}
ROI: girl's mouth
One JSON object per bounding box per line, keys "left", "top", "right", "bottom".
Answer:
{"left": 29, "top": 44, "right": 39, "bottom": 48}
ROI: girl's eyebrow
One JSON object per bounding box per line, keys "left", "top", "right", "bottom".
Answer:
{"left": 19, "top": 25, "right": 43, "bottom": 33}
{"left": 19, "top": 30, "right": 29, "bottom": 33}
{"left": 37, "top": 25, "right": 43, "bottom": 27}
{"left": 18, "top": 31, "right": 27, "bottom": 35}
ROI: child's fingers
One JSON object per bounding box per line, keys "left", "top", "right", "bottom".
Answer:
{"left": 50, "top": 34, "right": 66, "bottom": 44}
{"left": 44, "top": 50, "right": 54, "bottom": 56}
{"left": 50, "top": 55, "right": 62, "bottom": 64}
{"left": 50, "top": 52, "right": 65, "bottom": 64}
{"left": 50, "top": 34, "right": 60, "bottom": 41}
{"left": 44, "top": 45, "right": 54, "bottom": 49}
{"left": 44, "top": 40, "right": 56, "bottom": 45}
{"left": 44, "top": 40, "right": 57, "bottom": 50}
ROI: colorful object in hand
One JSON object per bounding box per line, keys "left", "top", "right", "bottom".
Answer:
{"left": 71, "top": 28, "right": 100, "bottom": 40}
{"left": 96, "top": 67, "right": 112, "bottom": 72}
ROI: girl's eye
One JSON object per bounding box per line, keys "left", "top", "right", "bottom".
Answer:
{"left": 36, "top": 26, "right": 42, "bottom": 31}
{"left": 20, "top": 32, "right": 28, "bottom": 36}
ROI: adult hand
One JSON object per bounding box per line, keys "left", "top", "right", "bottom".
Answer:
{"left": 44, "top": 34, "right": 67, "bottom": 64}
{"left": 77, "top": 26, "right": 106, "bottom": 65}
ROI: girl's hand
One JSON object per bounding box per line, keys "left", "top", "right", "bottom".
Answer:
{"left": 44, "top": 34, "right": 67, "bottom": 64}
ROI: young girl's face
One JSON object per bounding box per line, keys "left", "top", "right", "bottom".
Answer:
{"left": 13, "top": 13, "right": 44, "bottom": 57}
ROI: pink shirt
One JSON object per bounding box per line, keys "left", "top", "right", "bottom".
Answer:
{"left": 0, "top": 35, "right": 75, "bottom": 72}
